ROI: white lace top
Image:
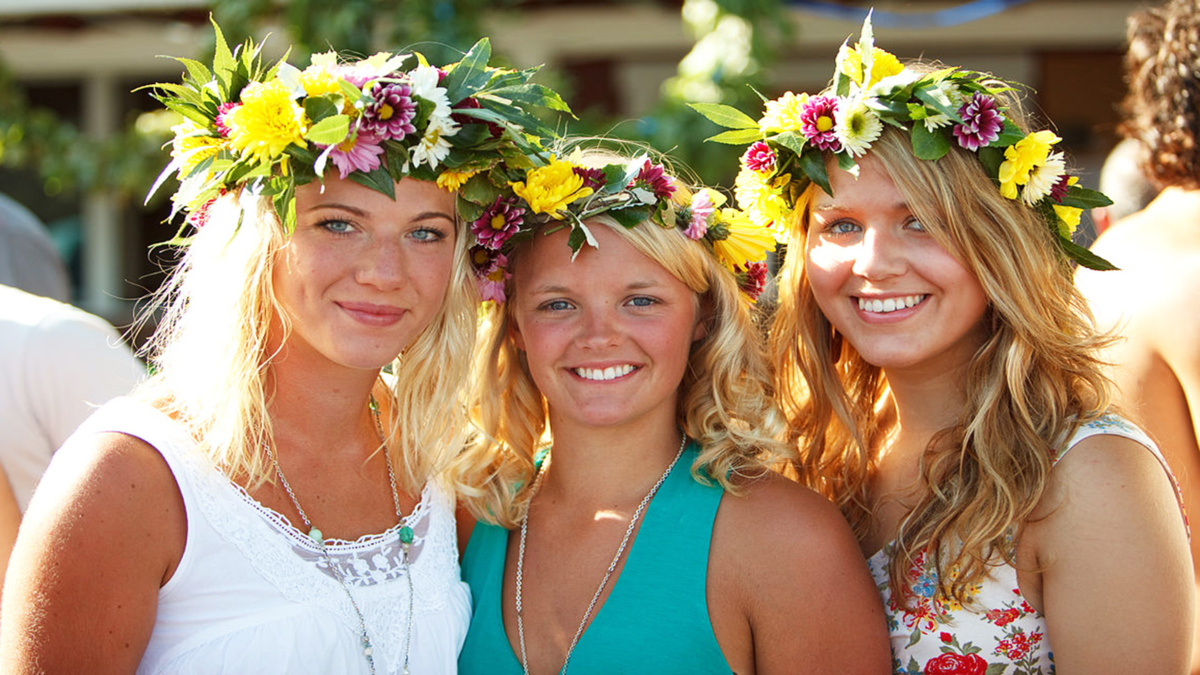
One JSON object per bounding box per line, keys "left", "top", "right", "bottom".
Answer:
{"left": 65, "top": 397, "right": 470, "bottom": 675}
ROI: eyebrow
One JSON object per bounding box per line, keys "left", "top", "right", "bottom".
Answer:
{"left": 528, "top": 279, "right": 663, "bottom": 295}
{"left": 303, "top": 201, "right": 455, "bottom": 222}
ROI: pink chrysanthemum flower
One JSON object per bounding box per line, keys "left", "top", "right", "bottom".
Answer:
{"left": 327, "top": 131, "right": 385, "bottom": 179}
{"left": 736, "top": 261, "right": 769, "bottom": 301}
{"left": 1049, "top": 173, "right": 1072, "bottom": 202}
{"left": 471, "top": 246, "right": 510, "bottom": 303}
{"left": 684, "top": 190, "right": 715, "bottom": 240}
{"left": 362, "top": 82, "right": 417, "bottom": 141}
{"left": 472, "top": 196, "right": 526, "bottom": 250}
{"left": 741, "top": 141, "right": 776, "bottom": 173}
{"left": 632, "top": 159, "right": 675, "bottom": 200}
{"left": 214, "top": 102, "right": 239, "bottom": 138}
{"left": 573, "top": 166, "right": 606, "bottom": 191}
{"left": 186, "top": 193, "right": 222, "bottom": 229}
{"left": 799, "top": 95, "right": 842, "bottom": 152}
{"left": 952, "top": 93, "right": 1003, "bottom": 151}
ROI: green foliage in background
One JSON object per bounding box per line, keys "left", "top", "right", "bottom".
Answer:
{"left": 0, "top": 0, "right": 789, "bottom": 201}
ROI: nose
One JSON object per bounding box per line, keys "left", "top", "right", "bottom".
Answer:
{"left": 851, "top": 227, "right": 905, "bottom": 280}
{"left": 355, "top": 237, "right": 408, "bottom": 291}
{"left": 576, "top": 304, "right": 621, "bottom": 350}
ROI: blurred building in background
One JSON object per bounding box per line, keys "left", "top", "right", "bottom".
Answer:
{"left": 0, "top": 0, "right": 1138, "bottom": 328}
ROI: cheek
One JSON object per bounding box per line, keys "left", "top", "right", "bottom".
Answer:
{"left": 804, "top": 245, "right": 847, "bottom": 305}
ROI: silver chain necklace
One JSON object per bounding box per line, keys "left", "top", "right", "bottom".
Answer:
{"left": 265, "top": 395, "right": 417, "bottom": 675}
{"left": 514, "top": 434, "right": 688, "bottom": 675}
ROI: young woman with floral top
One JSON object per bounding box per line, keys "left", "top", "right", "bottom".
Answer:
{"left": 699, "top": 16, "right": 1194, "bottom": 675}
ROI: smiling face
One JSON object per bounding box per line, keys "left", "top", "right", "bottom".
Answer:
{"left": 271, "top": 175, "right": 458, "bottom": 372}
{"left": 804, "top": 155, "right": 989, "bottom": 378}
{"left": 509, "top": 222, "right": 705, "bottom": 434}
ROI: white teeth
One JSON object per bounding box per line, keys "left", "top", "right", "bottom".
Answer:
{"left": 858, "top": 295, "right": 926, "bottom": 313}
{"left": 575, "top": 365, "right": 635, "bottom": 381}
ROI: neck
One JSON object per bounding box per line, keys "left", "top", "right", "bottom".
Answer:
{"left": 537, "top": 411, "right": 686, "bottom": 508}
{"left": 880, "top": 361, "right": 970, "bottom": 450}
{"left": 265, "top": 346, "right": 383, "bottom": 460}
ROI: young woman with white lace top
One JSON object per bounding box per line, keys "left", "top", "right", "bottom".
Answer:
{"left": 0, "top": 26, "right": 566, "bottom": 675}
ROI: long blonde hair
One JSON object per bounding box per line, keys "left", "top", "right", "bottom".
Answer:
{"left": 772, "top": 126, "right": 1113, "bottom": 604}
{"left": 136, "top": 185, "right": 477, "bottom": 493}
{"left": 454, "top": 212, "right": 789, "bottom": 528}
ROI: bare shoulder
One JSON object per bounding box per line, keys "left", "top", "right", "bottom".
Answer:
{"left": 710, "top": 472, "right": 891, "bottom": 675}
{"left": 716, "top": 472, "right": 858, "bottom": 554}
{"left": 1034, "top": 431, "right": 1184, "bottom": 542}
{"left": 0, "top": 430, "right": 186, "bottom": 673}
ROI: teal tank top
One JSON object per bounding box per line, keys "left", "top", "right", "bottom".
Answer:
{"left": 458, "top": 442, "right": 733, "bottom": 674}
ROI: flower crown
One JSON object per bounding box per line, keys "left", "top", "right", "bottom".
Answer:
{"left": 466, "top": 149, "right": 777, "bottom": 303}
{"left": 692, "top": 14, "right": 1115, "bottom": 271}
{"left": 147, "top": 20, "right": 569, "bottom": 237}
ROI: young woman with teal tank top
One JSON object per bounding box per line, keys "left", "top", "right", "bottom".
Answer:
{"left": 449, "top": 145, "right": 891, "bottom": 674}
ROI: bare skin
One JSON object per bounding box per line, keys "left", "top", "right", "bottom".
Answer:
{"left": 491, "top": 225, "right": 891, "bottom": 674}
{"left": 0, "top": 176, "right": 457, "bottom": 673}
{"left": 1076, "top": 186, "right": 1200, "bottom": 672}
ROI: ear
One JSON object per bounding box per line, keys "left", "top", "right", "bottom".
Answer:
{"left": 509, "top": 312, "right": 526, "bottom": 351}
{"left": 692, "top": 294, "right": 713, "bottom": 343}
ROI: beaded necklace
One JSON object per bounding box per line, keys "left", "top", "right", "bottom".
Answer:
{"left": 514, "top": 434, "right": 688, "bottom": 675}
{"left": 264, "top": 395, "right": 416, "bottom": 675}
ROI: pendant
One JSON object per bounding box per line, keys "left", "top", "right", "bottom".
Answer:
{"left": 309, "top": 527, "right": 325, "bottom": 549}
{"left": 399, "top": 525, "right": 414, "bottom": 545}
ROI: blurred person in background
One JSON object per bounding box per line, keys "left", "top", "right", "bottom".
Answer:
{"left": 1076, "top": 1, "right": 1200, "bottom": 669}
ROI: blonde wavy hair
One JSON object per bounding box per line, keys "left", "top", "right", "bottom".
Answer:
{"left": 135, "top": 185, "right": 478, "bottom": 494}
{"left": 453, "top": 182, "right": 789, "bottom": 527}
{"left": 772, "top": 125, "right": 1114, "bottom": 606}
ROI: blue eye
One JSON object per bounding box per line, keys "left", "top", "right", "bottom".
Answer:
{"left": 319, "top": 219, "right": 355, "bottom": 235}
{"left": 411, "top": 227, "right": 448, "bottom": 243}
{"left": 540, "top": 299, "right": 573, "bottom": 311}
{"left": 826, "top": 220, "right": 860, "bottom": 235}
{"left": 628, "top": 296, "right": 657, "bottom": 307}
{"left": 906, "top": 218, "right": 926, "bottom": 232}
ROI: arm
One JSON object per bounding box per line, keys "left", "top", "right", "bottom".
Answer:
{"left": 710, "top": 475, "right": 891, "bottom": 675}
{"left": 1029, "top": 433, "right": 1193, "bottom": 674}
{"left": 0, "top": 431, "right": 186, "bottom": 674}
{"left": 0, "top": 463, "right": 21, "bottom": 606}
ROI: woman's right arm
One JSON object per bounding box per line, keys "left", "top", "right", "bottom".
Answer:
{"left": 0, "top": 431, "right": 187, "bottom": 674}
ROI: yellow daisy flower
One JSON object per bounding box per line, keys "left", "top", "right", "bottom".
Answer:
{"left": 734, "top": 167, "right": 790, "bottom": 231}
{"left": 998, "top": 130, "right": 1059, "bottom": 200}
{"left": 841, "top": 46, "right": 904, "bottom": 89}
{"left": 171, "top": 120, "right": 224, "bottom": 178}
{"left": 712, "top": 208, "right": 776, "bottom": 268}
{"left": 1053, "top": 204, "right": 1083, "bottom": 237}
{"left": 759, "top": 91, "right": 808, "bottom": 134}
{"left": 225, "top": 80, "right": 309, "bottom": 167}
{"left": 436, "top": 169, "right": 479, "bottom": 192}
{"left": 510, "top": 155, "right": 594, "bottom": 219}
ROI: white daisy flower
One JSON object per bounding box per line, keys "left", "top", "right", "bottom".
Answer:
{"left": 408, "top": 64, "right": 453, "bottom": 118}
{"left": 410, "top": 115, "right": 459, "bottom": 169}
{"left": 1021, "top": 151, "right": 1066, "bottom": 206}
{"left": 835, "top": 100, "right": 883, "bottom": 158}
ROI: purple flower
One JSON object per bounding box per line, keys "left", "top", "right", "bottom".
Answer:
{"left": 573, "top": 166, "right": 606, "bottom": 191}
{"left": 742, "top": 141, "right": 776, "bottom": 173}
{"left": 471, "top": 246, "right": 510, "bottom": 303}
{"left": 472, "top": 196, "right": 526, "bottom": 250}
{"left": 214, "top": 102, "right": 240, "bottom": 138}
{"left": 362, "top": 82, "right": 417, "bottom": 141}
{"left": 953, "top": 93, "right": 1003, "bottom": 151}
{"left": 684, "top": 190, "right": 715, "bottom": 240}
{"left": 632, "top": 159, "right": 676, "bottom": 201}
{"left": 736, "top": 261, "right": 768, "bottom": 301}
{"left": 799, "top": 95, "right": 842, "bottom": 152}
{"left": 327, "top": 131, "right": 385, "bottom": 179}
{"left": 1049, "top": 174, "right": 1072, "bottom": 203}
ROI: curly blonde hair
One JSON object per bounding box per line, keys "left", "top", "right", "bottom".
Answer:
{"left": 772, "top": 125, "right": 1113, "bottom": 606}
{"left": 135, "top": 186, "right": 478, "bottom": 494}
{"left": 454, "top": 201, "right": 789, "bottom": 527}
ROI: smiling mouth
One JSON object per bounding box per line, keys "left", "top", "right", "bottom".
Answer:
{"left": 574, "top": 365, "right": 636, "bottom": 381}
{"left": 857, "top": 294, "right": 928, "bottom": 314}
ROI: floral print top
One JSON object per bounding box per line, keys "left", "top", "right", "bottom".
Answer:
{"left": 867, "top": 415, "right": 1185, "bottom": 675}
